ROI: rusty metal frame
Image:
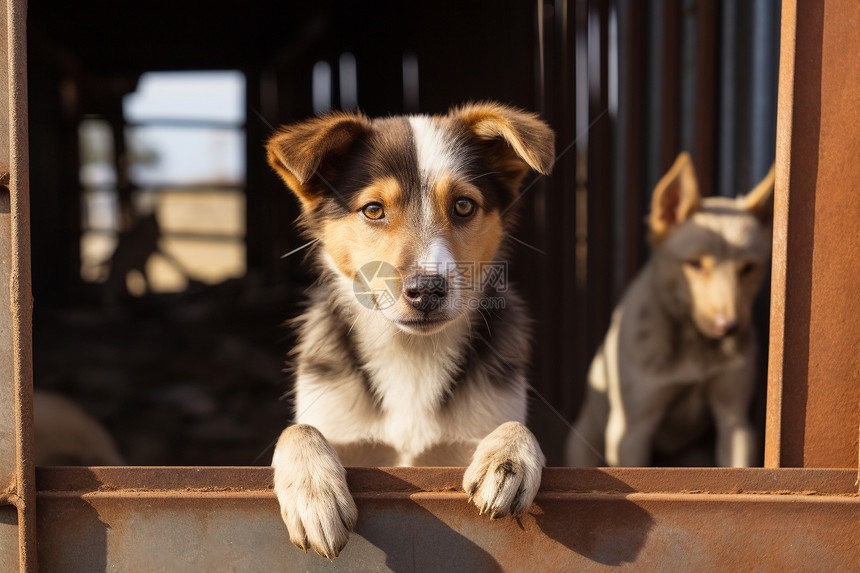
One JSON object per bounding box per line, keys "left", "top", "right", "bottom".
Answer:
{"left": 34, "top": 467, "right": 860, "bottom": 570}
{"left": 0, "top": 0, "right": 858, "bottom": 569}
{"left": 765, "top": 0, "right": 860, "bottom": 468}
{"left": 1, "top": 0, "right": 35, "bottom": 571}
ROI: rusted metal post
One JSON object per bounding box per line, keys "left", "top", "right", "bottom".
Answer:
{"left": 766, "top": 0, "right": 860, "bottom": 468}
{"left": 0, "top": 0, "right": 36, "bottom": 570}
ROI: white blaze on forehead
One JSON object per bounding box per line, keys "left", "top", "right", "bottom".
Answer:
{"left": 408, "top": 116, "right": 464, "bottom": 186}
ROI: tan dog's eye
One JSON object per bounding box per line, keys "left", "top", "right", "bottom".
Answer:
{"left": 361, "top": 202, "right": 385, "bottom": 220}
{"left": 739, "top": 262, "right": 755, "bottom": 276}
{"left": 453, "top": 198, "right": 476, "bottom": 218}
{"left": 685, "top": 259, "right": 703, "bottom": 271}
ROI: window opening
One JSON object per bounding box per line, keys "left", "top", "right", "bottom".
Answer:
{"left": 78, "top": 70, "right": 247, "bottom": 295}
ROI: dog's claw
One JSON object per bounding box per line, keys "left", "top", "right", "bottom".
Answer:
{"left": 462, "top": 422, "right": 545, "bottom": 522}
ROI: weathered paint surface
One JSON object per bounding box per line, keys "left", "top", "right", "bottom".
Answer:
{"left": 36, "top": 467, "right": 860, "bottom": 571}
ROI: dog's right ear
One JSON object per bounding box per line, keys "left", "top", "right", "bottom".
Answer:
{"left": 741, "top": 163, "right": 775, "bottom": 224}
{"left": 266, "top": 112, "right": 371, "bottom": 211}
{"left": 648, "top": 152, "right": 700, "bottom": 243}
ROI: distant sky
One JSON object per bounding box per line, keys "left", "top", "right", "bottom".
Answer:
{"left": 124, "top": 70, "right": 245, "bottom": 123}
{"left": 123, "top": 71, "right": 246, "bottom": 185}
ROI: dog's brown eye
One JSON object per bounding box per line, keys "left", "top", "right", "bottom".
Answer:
{"left": 453, "top": 198, "right": 476, "bottom": 218}
{"left": 686, "top": 259, "right": 703, "bottom": 271}
{"left": 739, "top": 262, "right": 755, "bottom": 276}
{"left": 361, "top": 202, "right": 385, "bottom": 220}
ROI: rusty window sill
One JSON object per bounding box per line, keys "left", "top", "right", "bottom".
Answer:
{"left": 34, "top": 467, "right": 860, "bottom": 571}
{"left": 35, "top": 466, "right": 860, "bottom": 497}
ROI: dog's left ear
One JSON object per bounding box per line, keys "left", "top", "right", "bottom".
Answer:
{"left": 741, "top": 163, "right": 775, "bottom": 224}
{"left": 649, "top": 152, "right": 700, "bottom": 243}
{"left": 450, "top": 102, "right": 555, "bottom": 192}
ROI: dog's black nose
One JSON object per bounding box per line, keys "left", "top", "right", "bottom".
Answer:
{"left": 402, "top": 274, "right": 448, "bottom": 312}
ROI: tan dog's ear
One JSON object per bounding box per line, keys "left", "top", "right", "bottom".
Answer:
{"left": 649, "top": 152, "right": 700, "bottom": 243}
{"left": 742, "top": 163, "right": 775, "bottom": 224}
{"left": 266, "top": 111, "right": 371, "bottom": 210}
{"left": 450, "top": 102, "right": 555, "bottom": 192}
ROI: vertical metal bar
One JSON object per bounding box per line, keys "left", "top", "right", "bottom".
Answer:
{"left": 1, "top": 0, "right": 35, "bottom": 570}
{"left": 658, "top": 0, "right": 680, "bottom": 172}
{"left": 766, "top": 0, "right": 860, "bottom": 469}
{"left": 717, "top": 0, "right": 738, "bottom": 196}
{"left": 693, "top": 0, "right": 718, "bottom": 197}
{"left": 571, "top": 0, "right": 590, "bottom": 417}
{"left": 533, "top": 0, "right": 581, "bottom": 448}
{"left": 616, "top": 0, "right": 645, "bottom": 286}
{"left": 677, "top": 0, "right": 697, "bottom": 156}
{"left": 643, "top": 0, "right": 661, "bottom": 190}
{"left": 586, "top": 0, "right": 613, "bottom": 357}
{"left": 747, "top": 0, "right": 778, "bottom": 180}
{"left": 555, "top": 0, "right": 580, "bottom": 421}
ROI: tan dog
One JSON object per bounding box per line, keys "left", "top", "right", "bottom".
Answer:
{"left": 567, "top": 152, "right": 774, "bottom": 467}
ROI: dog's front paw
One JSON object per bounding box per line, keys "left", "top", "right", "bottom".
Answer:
{"left": 272, "top": 424, "right": 357, "bottom": 559}
{"left": 463, "top": 421, "right": 545, "bottom": 518}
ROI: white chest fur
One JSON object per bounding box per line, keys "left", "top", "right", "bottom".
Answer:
{"left": 354, "top": 312, "right": 468, "bottom": 459}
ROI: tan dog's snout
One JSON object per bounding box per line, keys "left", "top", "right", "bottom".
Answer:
{"left": 687, "top": 261, "right": 746, "bottom": 339}
{"left": 713, "top": 314, "right": 739, "bottom": 337}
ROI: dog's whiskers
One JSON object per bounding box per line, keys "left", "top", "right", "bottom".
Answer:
{"left": 508, "top": 235, "right": 547, "bottom": 256}
{"left": 476, "top": 306, "right": 492, "bottom": 337}
{"left": 346, "top": 312, "right": 361, "bottom": 337}
{"left": 250, "top": 436, "right": 279, "bottom": 465}
{"left": 464, "top": 171, "right": 500, "bottom": 183}
{"left": 281, "top": 238, "right": 320, "bottom": 259}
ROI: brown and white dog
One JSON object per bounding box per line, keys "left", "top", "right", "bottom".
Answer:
{"left": 266, "top": 102, "right": 555, "bottom": 558}
{"left": 566, "top": 153, "right": 774, "bottom": 468}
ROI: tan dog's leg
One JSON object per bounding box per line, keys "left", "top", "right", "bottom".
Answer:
{"left": 463, "top": 421, "right": 545, "bottom": 518}
{"left": 708, "top": 369, "right": 756, "bottom": 467}
{"left": 605, "top": 388, "right": 672, "bottom": 467}
{"left": 567, "top": 394, "right": 607, "bottom": 467}
{"left": 272, "top": 424, "right": 357, "bottom": 559}
{"left": 567, "top": 343, "right": 612, "bottom": 466}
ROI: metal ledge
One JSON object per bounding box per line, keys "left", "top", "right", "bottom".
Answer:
{"left": 35, "top": 467, "right": 860, "bottom": 571}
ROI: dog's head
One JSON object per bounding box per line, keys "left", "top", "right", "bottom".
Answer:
{"left": 266, "top": 102, "right": 554, "bottom": 335}
{"left": 648, "top": 152, "right": 774, "bottom": 339}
